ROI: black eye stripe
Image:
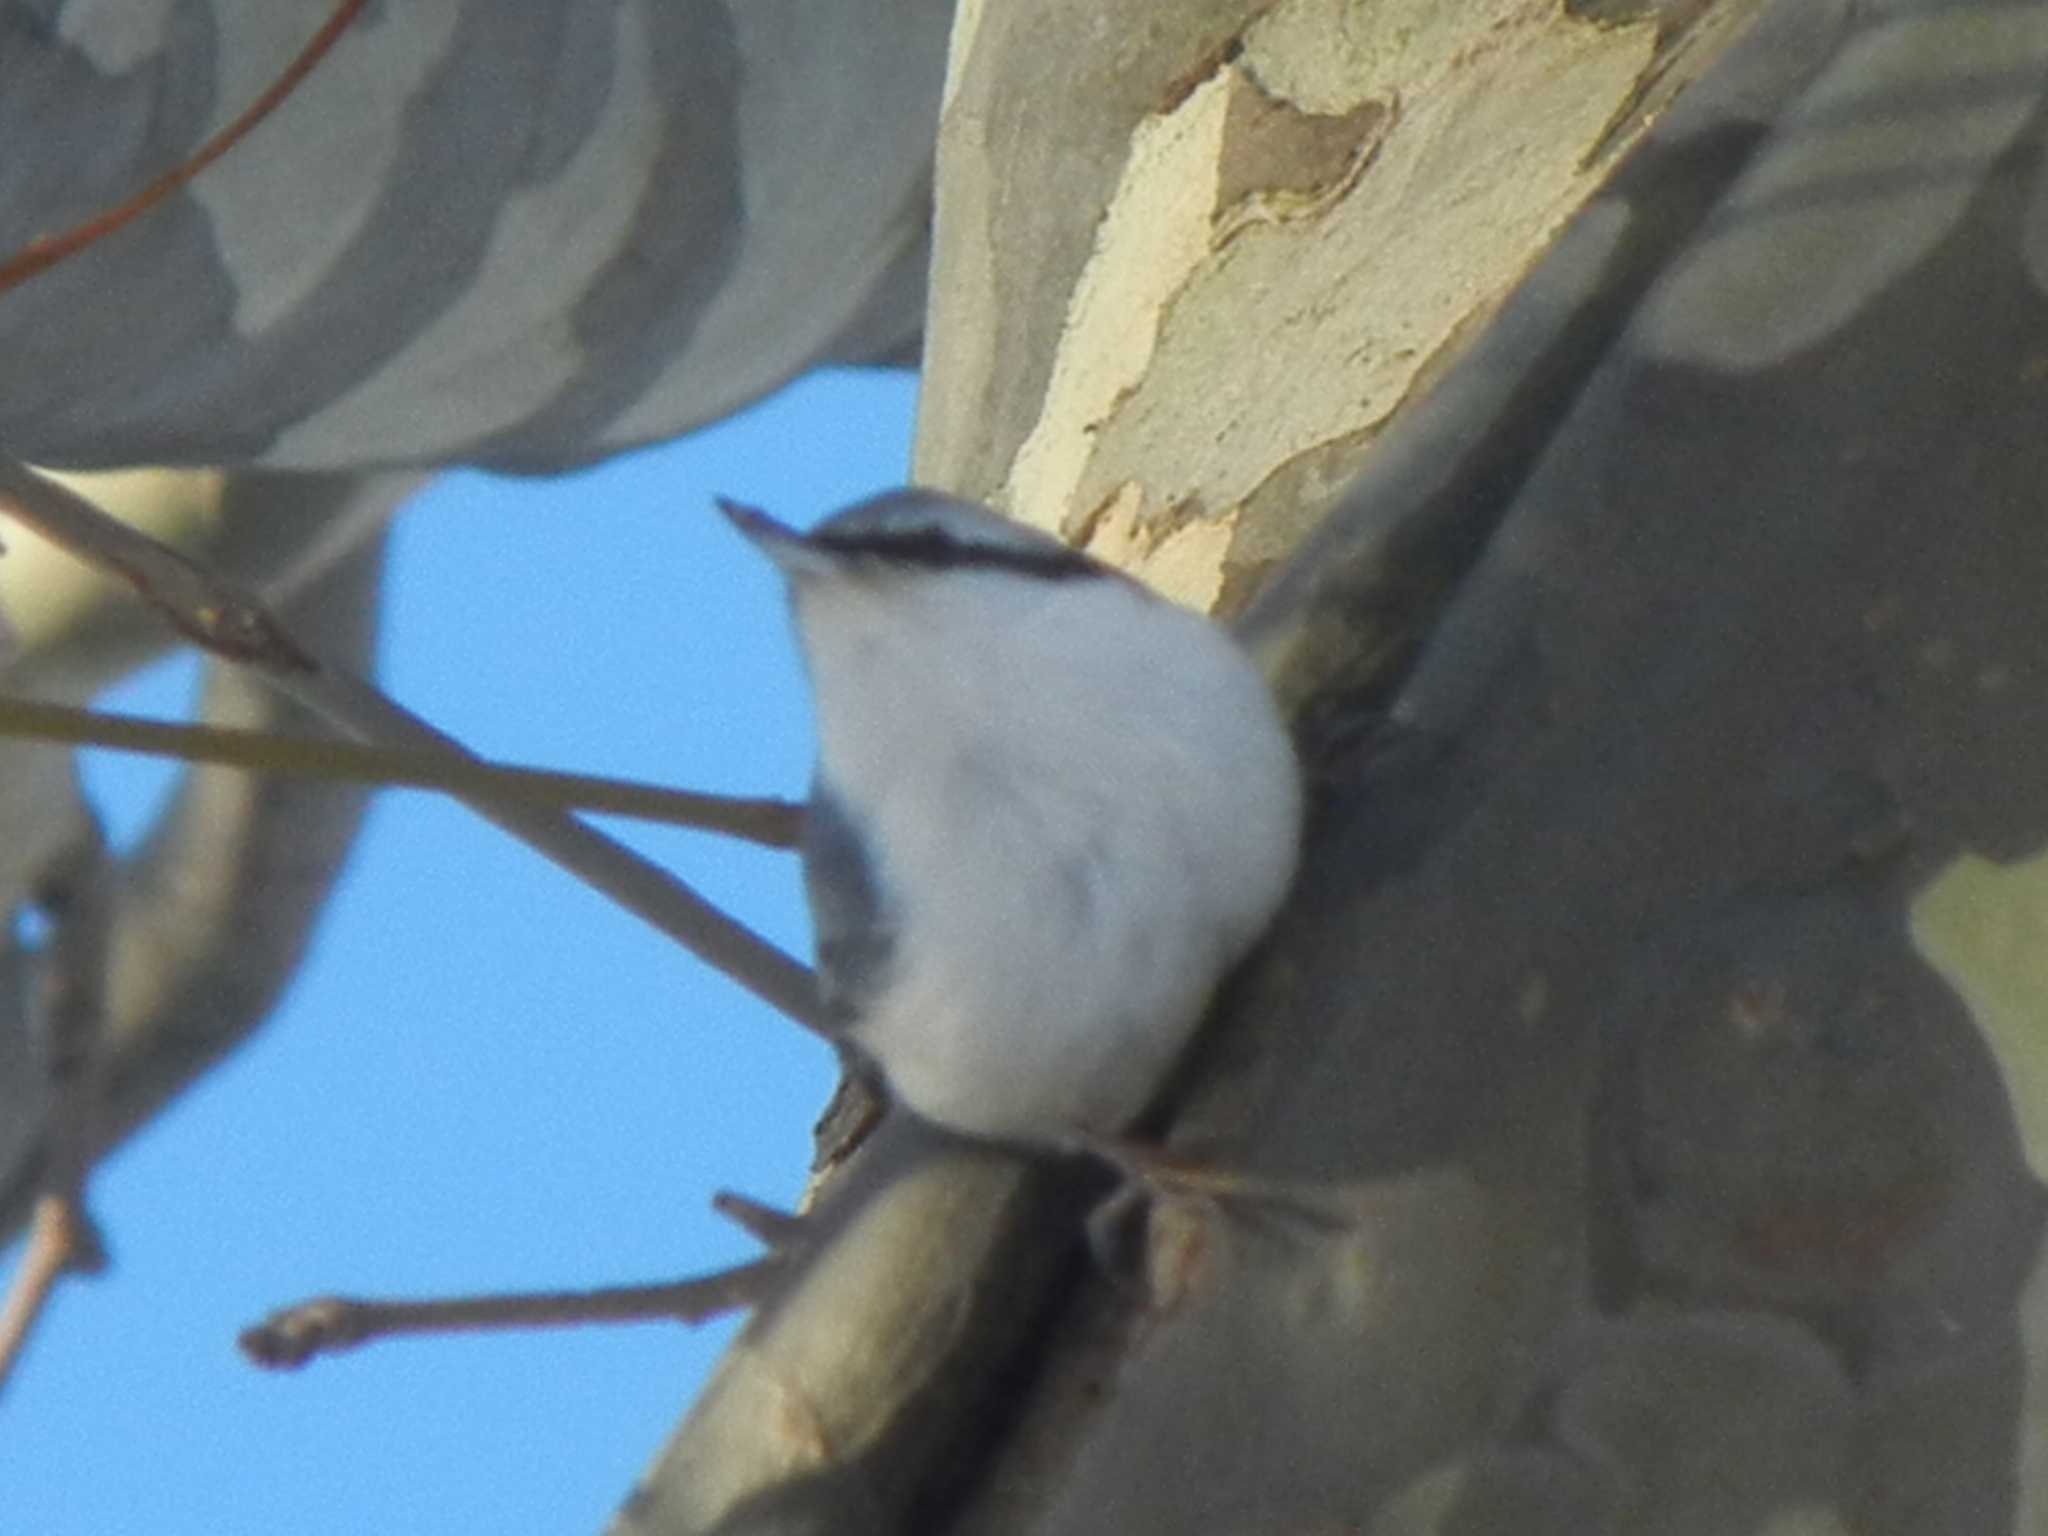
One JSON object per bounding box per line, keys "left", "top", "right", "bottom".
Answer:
{"left": 810, "top": 527, "right": 1110, "bottom": 582}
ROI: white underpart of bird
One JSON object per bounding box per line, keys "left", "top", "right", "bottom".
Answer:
{"left": 721, "top": 489, "right": 1302, "bottom": 1148}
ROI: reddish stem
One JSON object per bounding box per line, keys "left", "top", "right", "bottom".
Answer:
{"left": 0, "top": 0, "right": 372, "bottom": 295}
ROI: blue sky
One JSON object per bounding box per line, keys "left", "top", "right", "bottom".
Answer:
{"left": 1, "top": 367, "right": 918, "bottom": 1533}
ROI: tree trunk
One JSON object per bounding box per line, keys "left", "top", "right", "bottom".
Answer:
{"left": 627, "top": 2, "right": 2048, "bottom": 1532}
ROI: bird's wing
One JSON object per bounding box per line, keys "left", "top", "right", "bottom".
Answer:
{"left": 802, "top": 779, "right": 899, "bottom": 1027}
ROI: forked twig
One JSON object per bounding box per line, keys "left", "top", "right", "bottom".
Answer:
{"left": 0, "top": 0, "right": 824, "bottom": 1395}
{"left": 239, "top": 1194, "right": 804, "bottom": 1369}
{"left": 0, "top": 460, "right": 315, "bottom": 668}
{"left": 238, "top": 1260, "right": 786, "bottom": 1369}
{"left": 0, "top": 461, "right": 824, "bottom": 1032}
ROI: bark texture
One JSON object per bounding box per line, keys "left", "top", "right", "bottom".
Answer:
{"left": 0, "top": 0, "right": 950, "bottom": 469}
{"left": 632, "top": 2, "right": 2048, "bottom": 1532}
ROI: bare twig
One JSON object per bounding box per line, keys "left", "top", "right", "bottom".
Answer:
{"left": 0, "top": 827, "right": 115, "bottom": 1394}
{"left": 0, "top": 1195, "right": 107, "bottom": 1393}
{"left": 0, "top": 694, "right": 803, "bottom": 847}
{"left": 0, "top": 0, "right": 373, "bottom": 295}
{"left": 2, "top": 526, "right": 389, "bottom": 1252}
{"left": 710, "top": 1189, "right": 808, "bottom": 1247}
{"left": 238, "top": 1257, "right": 787, "bottom": 1369}
{"left": 0, "top": 462, "right": 824, "bottom": 1032}
{"left": 240, "top": 1189, "right": 809, "bottom": 1369}
{"left": 0, "top": 461, "right": 314, "bottom": 667}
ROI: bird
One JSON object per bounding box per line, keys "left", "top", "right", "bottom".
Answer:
{"left": 720, "top": 488, "right": 1301, "bottom": 1152}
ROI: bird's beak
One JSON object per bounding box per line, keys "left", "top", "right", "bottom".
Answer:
{"left": 715, "top": 497, "right": 839, "bottom": 581}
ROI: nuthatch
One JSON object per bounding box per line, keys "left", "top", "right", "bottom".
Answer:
{"left": 721, "top": 490, "right": 1300, "bottom": 1149}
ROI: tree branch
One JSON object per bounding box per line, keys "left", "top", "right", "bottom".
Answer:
{"left": 0, "top": 461, "right": 823, "bottom": 1033}
{"left": 238, "top": 1259, "right": 787, "bottom": 1370}
{"left": 239, "top": 1192, "right": 805, "bottom": 1369}
{"left": 0, "top": 0, "right": 373, "bottom": 295}
{"left": 0, "top": 695, "right": 802, "bottom": 848}
{"left": 0, "top": 824, "right": 113, "bottom": 1394}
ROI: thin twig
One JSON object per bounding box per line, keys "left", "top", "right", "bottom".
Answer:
{"left": 0, "top": 1195, "right": 108, "bottom": 1394}
{"left": 0, "top": 0, "right": 373, "bottom": 294}
{"left": 238, "top": 1257, "right": 787, "bottom": 1370}
{"left": 0, "top": 461, "right": 825, "bottom": 1032}
{"left": 0, "top": 461, "right": 314, "bottom": 667}
{"left": 0, "top": 694, "right": 802, "bottom": 847}
{"left": 239, "top": 1190, "right": 809, "bottom": 1368}
{"left": 0, "top": 828, "right": 115, "bottom": 1396}
{"left": 711, "top": 1189, "right": 808, "bottom": 1248}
